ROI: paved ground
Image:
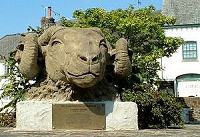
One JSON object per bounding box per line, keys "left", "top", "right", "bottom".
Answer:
{"left": 1, "top": 124, "right": 200, "bottom": 137}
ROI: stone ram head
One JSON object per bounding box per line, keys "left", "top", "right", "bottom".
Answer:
{"left": 15, "top": 26, "right": 131, "bottom": 89}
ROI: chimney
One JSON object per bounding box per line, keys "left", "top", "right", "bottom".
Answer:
{"left": 41, "top": 6, "right": 55, "bottom": 29}
{"left": 48, "top": 7, "right": 52, "bottom": 18}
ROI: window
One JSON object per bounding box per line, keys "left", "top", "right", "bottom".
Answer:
{"left": 182, "top": 41, "right": 197, "bottom": 60}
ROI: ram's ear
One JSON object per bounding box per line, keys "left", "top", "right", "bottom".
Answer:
{"left": 14, "top": 44, "right": 24, "bottom": 62}
{"left": 14, "top": 34, "right": 26, "bottom": 62}
{"left": 38, "top": 26, "right": 65, "bottom": 46}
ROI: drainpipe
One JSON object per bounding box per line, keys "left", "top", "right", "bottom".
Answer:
{"left": 174, "top": 80, "right": 177, "bottom": 97}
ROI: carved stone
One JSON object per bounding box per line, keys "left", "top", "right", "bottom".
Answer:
{"left": 15, "top": 27, "right": 137, "bottom": 131}
{"left": 14, "top": 26, "right": 132, "bottom": 101}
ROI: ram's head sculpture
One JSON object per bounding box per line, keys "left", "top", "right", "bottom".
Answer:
{"left": 15, "top": 26, "right": 131, "bottom": 101}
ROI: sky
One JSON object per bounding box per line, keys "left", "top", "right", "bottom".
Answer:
{"left": 0, "top": 0, "right": 162, "bottom": 38}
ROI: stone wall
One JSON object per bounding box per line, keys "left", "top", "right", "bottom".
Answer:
{"left": 179, "top": 97, "right": 200, "bottom": 122}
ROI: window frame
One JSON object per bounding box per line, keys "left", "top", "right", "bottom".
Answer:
{"left": 182, "top": 41, "right": 198, "bottom": 60}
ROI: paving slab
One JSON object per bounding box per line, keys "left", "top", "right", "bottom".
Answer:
{"left": 0, "top": 125, "right": 200, "bottom": 137}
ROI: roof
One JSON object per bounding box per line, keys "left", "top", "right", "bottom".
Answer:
{"left": 162, "top": 0, "right": 200, "bottom": 25}
{"left": 0, "top": 34, "right": 21, "bottom": 59}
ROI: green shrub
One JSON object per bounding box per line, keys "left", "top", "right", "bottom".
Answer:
{"left": 0, "top": 53, "right": 29, "bottom": 113}
{"left": 123, "top": 84, "right": 184, "bottom": 129}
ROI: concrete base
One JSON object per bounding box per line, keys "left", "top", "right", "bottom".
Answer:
{"left": 16, "top": 101, "right": 138, "bottom": 131}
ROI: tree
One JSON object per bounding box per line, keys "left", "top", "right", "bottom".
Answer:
{"left": 59, "top": 6, "right": 184, "bottom": 128}
{"left": 60, "top": 6, "right": 183, "bottom": 85}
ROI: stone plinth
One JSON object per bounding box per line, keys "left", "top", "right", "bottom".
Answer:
{"left": 16, "top": 101, "right": 138, "bottom": 131}
{"left": 105, "top": 101, "right": 138, "bottom": 130}
{"left": 16, "top": 101, "right": 52, "bottom": 130}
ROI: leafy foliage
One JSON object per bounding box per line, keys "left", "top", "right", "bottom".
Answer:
{"left": 123, "top": 84, "right": 183, "bottom": 128}
{"left": 27, "top": 26, "right": 44, "bottom": 35}
{"left": 60, "top": 6, "right": 184, "bottom": 128}
{"left": 0, "top": 53, "right": 30, "bottom": 112}
{"left": 0, "top": 26, "right": 43, "bottom": 114}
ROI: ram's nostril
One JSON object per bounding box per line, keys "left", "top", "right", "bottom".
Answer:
{"left": 92, "top": 56, "right": 98, "bottom": 62}
{"left": 79, "top": 56, "right": 88, "bottom": 62}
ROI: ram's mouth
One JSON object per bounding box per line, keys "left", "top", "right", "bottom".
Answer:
{"left": 66, "top": 71, "right": 99, "bottom": 88}
{"left": 67, "top": 71, "right": 99, "bottom": 78}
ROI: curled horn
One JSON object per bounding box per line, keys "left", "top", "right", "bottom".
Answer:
{"left": 16, "top": 33, "right": 40, "bottom": 79}
{"left": 114, "top": 38, "right": 132, "bottom": 78}
{"left": 38, "top": 26, "right": 66, "bottom": 46}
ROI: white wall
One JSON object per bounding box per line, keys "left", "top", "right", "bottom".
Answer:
{"left": 0, "top": 62, "right": 10, "bottom": 109}
{"left": 177, "top": 81, "right": 200, "bottom": 97}
{"left": 159, "top": 27, "right": 200, "bottom": 80}
{"left": 0, "top": 63, "right": 6, "bottom": 76}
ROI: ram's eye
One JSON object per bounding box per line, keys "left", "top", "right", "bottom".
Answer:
{"left": 51, "top": 40, "right": 61, "bottom": 46}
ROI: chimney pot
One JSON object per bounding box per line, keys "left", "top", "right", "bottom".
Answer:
{"left": 48, "top": 7, "right": 52, "bottom": 18}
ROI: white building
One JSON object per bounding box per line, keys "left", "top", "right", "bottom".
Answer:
{"left": 160, "top": 0, "right": 200, "bottom": 97}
